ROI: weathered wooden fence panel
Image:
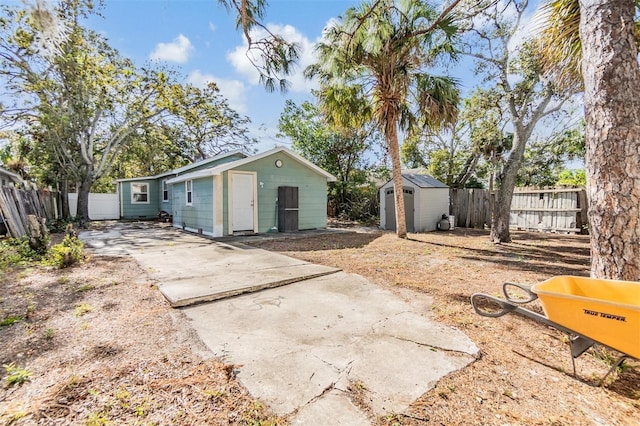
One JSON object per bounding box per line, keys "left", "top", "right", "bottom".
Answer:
{"left": 510, "top": 187, "right": 587, "bottom": 233}
{"left": 449, "top": 188, "right": 491, "bottom": 229}
{"left": 0, "top": 187, "right": 61, "bottom": 238}
{"left": 450, "top": 187, "right": 587, "bottom": 233}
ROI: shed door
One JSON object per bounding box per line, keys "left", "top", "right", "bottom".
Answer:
{"left": 231, "top": 173, "right": 255, "bottom": 232}
{"left": 385, "top": 187, "right": 414, "bottom": 232}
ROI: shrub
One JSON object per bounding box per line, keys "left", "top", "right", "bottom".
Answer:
{"left": 45, "top": 235, "right": 85, "bottom": 269}
{"left": 0, "top": 237, "right": 42, "bottom": 270}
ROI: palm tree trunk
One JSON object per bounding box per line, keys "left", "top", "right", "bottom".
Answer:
{"left": 580, "top": 0, "right": 640, "bottom": 280}
{"left": 387, "top": 117, "right": 407, "bottom": 238}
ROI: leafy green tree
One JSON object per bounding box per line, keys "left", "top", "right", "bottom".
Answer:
{"left": 171, "top": 82, "right": 256, "bottom": 161}
{"left": 516, "top": 125, "right": 585, "bottom": 187}
{"left": 1, "top": 1, "right": 180, "bottom": 223}
{"left": 309, "top": 0, "right": 461, "bottom": 238}
{"left": 278, "top": 100, "right": 374, "bottom": 217}
{"left": 463, "top": 2, "right": 571, "bottom": 243}
{"left": 401, "top": 122, "right": 479, "bottom": 189}
{"left": 556, "top": 169, "right": 586, "bottom": 186}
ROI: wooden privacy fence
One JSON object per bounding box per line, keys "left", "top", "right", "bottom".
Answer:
{"left": 0, "top": 186, "right": 61, "bottom": 238}
{"left": 450, "top": 187, "right": 588, "bottom": 233}
{"left": 450, "top": 188, "right": 491, "bottom": 229}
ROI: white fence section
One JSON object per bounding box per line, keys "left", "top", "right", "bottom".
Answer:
{"left": 68, "top": 193, "right": 120, "bottom": 220}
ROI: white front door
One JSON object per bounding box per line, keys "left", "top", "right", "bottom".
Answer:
{"left": 231, "top": 173, "right": 255, "bottom": 232}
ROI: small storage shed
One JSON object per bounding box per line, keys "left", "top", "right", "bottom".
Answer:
{"left": 380, "top": 173, "right": 449, "bottom": 233}
{"left": 166, "top": 147, "right": 336, "bottom": 237}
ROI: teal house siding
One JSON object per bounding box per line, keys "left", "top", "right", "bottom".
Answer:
{"left": 172, "top": 181, "right": 185, "bottom": 227}
{"left": 165, "top": 147, "right": 336, "bottom": 237}
{"left": 119, "top": 179, "right": 160, "bottom": 219}
{"left": 117, "top": 151, "right": 247, "bottom": 220}
{"left": 223, "top": 153, "right": 327, "bottom": 234}
{"left": 173, "top": 178, "right": 214, "bottom": 234}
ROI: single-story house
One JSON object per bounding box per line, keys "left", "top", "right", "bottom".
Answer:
{"left": 0, "top": 165, "right": 23, "bottom": 187}
{"left": 116, "top": 147, "right": 336, "bottom": 237}
{"left": 379, "top": 173, "right": 449, "bottom": 232}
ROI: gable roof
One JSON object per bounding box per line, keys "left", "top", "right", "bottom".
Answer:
{"left": 382, "top": 173, "right": 448, "bottom": 189}
{"left": 115, "top": 150, "right": 248, "bottom": 183}
{"left": 166, "top": 146, "right": 337, "bottom": 184}
{"left": 404, "top": 173, "right": 448, "bottom": 188}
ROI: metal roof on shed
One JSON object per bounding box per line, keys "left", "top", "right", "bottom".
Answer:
{"left": 381, "top": 173, "right": 448, "bottom": 189}
{"left": 403, "top": 174, "right": 448, "bottom": 188}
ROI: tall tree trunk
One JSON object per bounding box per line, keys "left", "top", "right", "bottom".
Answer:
{"left": 580, "top": 0, "right": 640, "bottom": 280}
{"left": 76, "top": 166, "right": 93, "bottom": 228}
{"left": 490, "top": 135, "right": 526, "bottom": 243}
{"left": 387, "top": 117, "right": 407, "bottom": 238}
{"left": 59, "top": 179, "right": 71, "bottom": 220}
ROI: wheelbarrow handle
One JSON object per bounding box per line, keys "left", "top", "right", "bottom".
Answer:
{"left": 502, "top": 282, "right": 538, "bottom": 304}
{"left": 470, "top": 293, "right": 518, "bottom": 318}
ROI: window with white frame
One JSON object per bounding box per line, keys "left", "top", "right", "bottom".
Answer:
{"left": 162, "top": 180, "right": 168, "bottom": 202}
{"left": 185, "top": 180, "right": 193, "bottom": 205}
{"left": 131, "top": 182, "right": 149, "bottom": 204}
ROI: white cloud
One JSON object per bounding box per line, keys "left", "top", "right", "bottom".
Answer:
{"left": 227, "top": 24, "right": 319, "bottom": 93}
{"left": 208, "top": 21, "right": 217, "bottom": 32}
{"left": 149, "top": 34, "right": 194, "bottom": 63}
{"left": 187, "top": 70, "right": 249, "bottom": 114}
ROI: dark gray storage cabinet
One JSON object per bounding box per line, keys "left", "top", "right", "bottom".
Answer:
{"left": 278, "top": 186, "right": 299, "bottom": 232}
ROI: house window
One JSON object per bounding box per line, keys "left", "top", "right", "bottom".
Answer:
{"left": 186, "top": 180, "right": 193, "bottom": 205}
{"left": 131, "top": 182, "right": 149, "bottom": 204}
{"left": 162, "top": 180, "right": 168, "bottom": 202}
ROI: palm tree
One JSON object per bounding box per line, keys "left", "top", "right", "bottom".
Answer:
{"left": 308, "top": 0, "right": 460, "bottom": 238}
{"left": 539, "top": 0, "right": 640, "bottom": 281}
{"left": 537, "top": 0, "right": 639, "bottom": 91}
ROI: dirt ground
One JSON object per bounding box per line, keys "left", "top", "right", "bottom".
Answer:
{"left": 1, "top": 224, "right": 638, "bottom": 425}
{"left": 248, "top": 227, "right": 640, "bottom": 426}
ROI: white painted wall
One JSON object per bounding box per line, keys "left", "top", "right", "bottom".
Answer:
{"left": 414, "top": 187, "right": 449, "bottom": 232}
{"left": 68, "top": 193, "right": 120, "bottom": 220}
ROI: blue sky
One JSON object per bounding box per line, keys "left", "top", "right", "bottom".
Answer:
{"left": 86, "top": 0, "right": 371, "bottom": 151}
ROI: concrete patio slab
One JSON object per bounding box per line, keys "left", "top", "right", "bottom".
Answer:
{"left": 183, "top": 272, "right": 479, "bottom": 417}
{"left": 81, "top": 223, "right": 480, "bottom": 422}
{"left": 291, "top": 390, "right": 370, "bottom": 425}
{"left": 82, "top": 224, "right": 341, "bottom": 306}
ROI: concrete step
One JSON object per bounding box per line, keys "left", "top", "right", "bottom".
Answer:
{"left": 159, "top": 264, "right": 341, "bottom": 307}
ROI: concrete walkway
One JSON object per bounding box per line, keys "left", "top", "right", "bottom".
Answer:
{"left": 81, "top": 223, "right": 479, "bottom": 423}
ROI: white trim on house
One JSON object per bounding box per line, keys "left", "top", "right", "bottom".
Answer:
{"left": 166, "top": 147, "right": 338, "bottom": 184}
{"left": 213, "top": 176, "right": 223, "bottom": 236}
{"left": 130, "top": 181, "right": 151, "bottom": 204}
{"left": 185, "top": 180, "right": 193, "bottom": 206}
{"left": 162, "top": 179, "right": 169, "bottom": 202}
